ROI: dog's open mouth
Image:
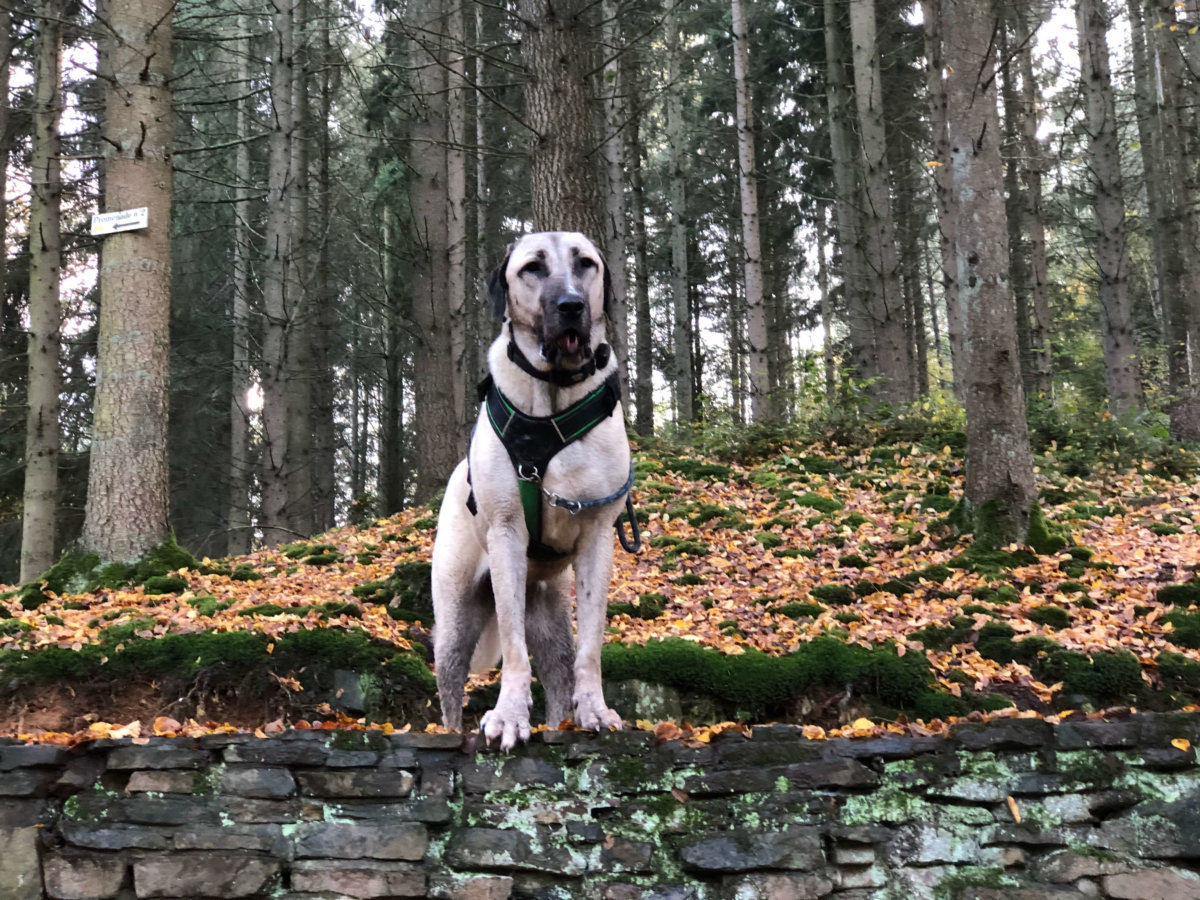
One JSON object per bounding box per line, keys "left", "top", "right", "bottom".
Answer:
{"left": 557, "top": 330, "right": 582, "bottom": 355}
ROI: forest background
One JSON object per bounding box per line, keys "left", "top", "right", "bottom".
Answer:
{"left": 1, "top": 0, "right": 1199, "bottom": 588}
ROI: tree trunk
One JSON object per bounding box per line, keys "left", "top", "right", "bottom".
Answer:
{"left": 940, "top": 0, "right": 1036, "bottom": 545}
{"left": 1147, "top": 0, "right": 1200, "bottom": 439}
{"left": 81, "top": 0, "right": 174, "bottom": 562}
{"left": 1076, "top": 0, "right": 1142, "bottom": 418}
{"left": 601, "top": 0, "right": 629, "bottom": 402}
{"left": 227, "top": 12, "right": 253, "bottom": 556}
{"left": 446, "top": 0, "right": 469, "bottom": 440}
{"left": 1013, "top": 6, "right": 1053, "bottom": 401}
{"left": 628, "top": 105, "right": 654, "bottom": 435}
{"left": 309, "top": 0, "right": 337, "bottom": 534}
{"left": 285, "top": 0, "right": 312, "bottom": 538}
{"left": 999, "top": 20, "right": 1034, "bottom": 400}
{"left": 817, "top": 205, "right": 836, "bottom": 400}
{"left": 665, "top": 6, "right": 694, "bottom": 423}
{"left": 21, "top": 0, "right": 64, "bottom": 582}
{"left": 519, "top": 0, "right": 604, "bottom": 238}
{"left": 921, "top": 0, "right": 963, "bottom": 401}
{"left": 849, "top": 0, "right": 909, "bottom": 405}
{"left": 260, "top": 0, "right": 297, "bottom": 546}
{"left": 410, "top": 0, "right": 461, "bottom": 502}
{"left": 825, "top": 0, "right": 872, "bottom": 387}
{"left": 731, "top": 0, "right": 771, "bottom": 423}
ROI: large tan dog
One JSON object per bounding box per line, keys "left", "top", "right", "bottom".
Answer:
{"left": 432, "top": 232, "right": 631, "bottom": 749}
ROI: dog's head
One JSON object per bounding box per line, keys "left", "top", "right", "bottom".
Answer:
{"left": 486, "top": 232, "right": 615, "bottom": 368}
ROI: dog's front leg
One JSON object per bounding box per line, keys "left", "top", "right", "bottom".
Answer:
{"left": 480, "top": 522, "right": 534, "bottom": 750}
{"left": 572, "top": 521, "right": 624, "bottom": 732}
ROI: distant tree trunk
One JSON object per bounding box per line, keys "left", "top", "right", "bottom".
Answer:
{"left": 1147, "top": 0, "right": 1200, "bottom": 439}
{"left": 850, "top": 0, "right": 909, "bottom": 405}
{"left": 628, "top": 98, "right": 654, "bottom": 435}
{"left": 519, "top": 0, "right": 604, "bottom": 238}
{"left": 665, "top": 6, "right": 694, "bottom": 423}
{"left": 309, "top": 0, "right": 337, "bottom": 534}
{"left": 446, "top": 0, "right": 469, "bottom": 437}
{"left": 817, "top": 205, "right": 836, "bottom": 400}
{"left": 921, "top": 0, "right": 962, "bottom": 401}
{"left": 410, "top": 0, "right": 461, "bottom": 501}
{"left": 260, "top": 0, "right": 298, "bottom": 546}
{"left": 999, "top": 21, "right": 1034, "bottom": 398}
{"left": 1013, "top": 6, "right": 1054, "bottom": 401}
{"left": 380, "top": 210, "right": 406, "bottom": 514}
{"left": 1076, "top": 0, "right": 1142, "bottom": 418}
{"left": 227, "top": 13, "right": 253, "bottom": 556}
{"left": 21, "top": 0, "right": 64, "bottom": 582}
{"left": 731, "top": 0, "right": 771, "bottom": 422}
{"left": 82, "top": 0, "right": 174, "bottom": 562}
{"left": 601, "top": 0, "right": 629, "bottom": 401}
{"left": 285, "top": 0, "right": 312, "bottom": 538}
{"left": 940, "top": 0, "right": 1036, "bottom": 545}
{"left": 825, "top": 0, "right": 872, "bottom": 386}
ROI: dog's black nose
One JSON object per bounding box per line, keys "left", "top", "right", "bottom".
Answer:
{"left": 556, "top": 294, "right": 585, "bottom": 316}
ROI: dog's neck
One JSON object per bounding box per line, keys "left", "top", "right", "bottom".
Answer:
{"left": 490, "top": 321, "right": 611, "bottom": 416}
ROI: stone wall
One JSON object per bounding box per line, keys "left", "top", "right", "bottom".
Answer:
{"left": 4, "top": 714, "right": 1200, "bottom": 899}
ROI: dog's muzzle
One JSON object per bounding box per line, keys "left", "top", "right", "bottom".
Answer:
{"left": 541, "top": 291, "right": 591, "bottom": 363}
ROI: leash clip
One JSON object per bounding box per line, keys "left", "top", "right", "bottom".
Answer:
{"left": 517, "top": 464, "right": 541, "bottom": 483}
{"left": 544, "top": 491, "right": 582, "bottom": 515}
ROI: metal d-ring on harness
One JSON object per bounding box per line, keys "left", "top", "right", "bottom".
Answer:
{"left": 464, "top": 339, "right": 642, "bottom": 558}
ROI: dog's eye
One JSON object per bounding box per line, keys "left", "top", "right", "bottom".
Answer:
{"left": 519, "top": 260, "right": 545, "bottom": 277}
{"left": 579, "top": 257, "right": 598, "bottom": 270}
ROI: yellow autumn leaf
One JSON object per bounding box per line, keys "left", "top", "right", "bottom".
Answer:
{"left": 1172, "top": 738, "right": 1190, "bottom": 752}
{"left": 1006, "top": 795, "right": 1021, "bottom": 823}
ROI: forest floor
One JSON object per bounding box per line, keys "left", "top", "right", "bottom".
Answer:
{"left": 2, "top": 422, "right": 1199, "bottom": 746}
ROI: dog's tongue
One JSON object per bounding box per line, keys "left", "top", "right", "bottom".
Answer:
{"left": 558, "top": 333, "right": 580, "bottom": 354}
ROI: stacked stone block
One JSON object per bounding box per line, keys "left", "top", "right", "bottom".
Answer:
{"left": 2, "top": 714, "right": 1200, "bottom": 898}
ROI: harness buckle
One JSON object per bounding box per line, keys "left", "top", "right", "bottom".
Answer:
{"left": 517, "top": 464, "right": 541, "bottom": 482}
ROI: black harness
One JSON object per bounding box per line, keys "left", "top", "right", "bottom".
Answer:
{"left": 466, "top": 337, "right": 641, "bottom": 560}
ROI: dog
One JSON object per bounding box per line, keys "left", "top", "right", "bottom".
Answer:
{"left": 431, "top": 232, "right": 632, "bottom": 750}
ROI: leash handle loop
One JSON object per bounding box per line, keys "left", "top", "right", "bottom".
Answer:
{"left": 616, "top": 493, "right": 642, "bottom": 553}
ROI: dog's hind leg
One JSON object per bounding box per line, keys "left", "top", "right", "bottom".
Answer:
{"left": 527, "top": 572, "right": 576, "bottom": 728}
{"left": 433, "top": 571, "right": 493, "bottom": 733}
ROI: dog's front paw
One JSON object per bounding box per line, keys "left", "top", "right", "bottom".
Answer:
{"left": 480, "top": 699, "right": 532, "bottom": 751}
{"left": 574, "top": 692, "right": 623, "bottom": 733}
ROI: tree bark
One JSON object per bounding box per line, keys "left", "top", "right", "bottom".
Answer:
{"left": 939, "top": 0, "right": 1036, "bottom": 545}
{"left": 817, "top": 205, "right": 836, "bottom": 401}
{"left": 1076, "top": 0, "right": 1142, "bottom": 418}
{"left": 731, "top": 0, "right": 771, "bottom": 422}
{"left": 1013, "top": 5, "right": 1053, "bottom": 401}
{"left": 260, "top": 0, "right": 298, "bottom": 546}
{"left": 309, "top": 0, "right": 337, "bottom": 534}
{"left": 825, "top": 0, "right": 873, "bottom": 387}
{"left": 518, "top": 0, "right": 604, "bottom": 238}
{"left": 446, "top": 0, "right": 469, "bottom": 438}
{"left": 1146, "top": 0, "right": 1200, "bottom": 439}
{"left": 849, "top": 0, "right": 909, "bottom": 405}
{"left": 628, "top": 101, "right": 654, "bottom": 435}
{"left": 665, "top": 5, "right": 694, "bottom": 423}
{"left": 921, "top": 0, "right": 962, "bottom": 401}
{"left": 81, "top": 0, "right": 174, "bottom": 562}
{"left": 409, "top": 0, "right": 461, "bottom": 502}
{"left": 601, "top": 0, "right": 629, "bottom": 402}
{"left": 227, "top": 11, "right": 253, "bottom": 556}
{"left": 21, "top": 0, "right": 64, "bottom": 581}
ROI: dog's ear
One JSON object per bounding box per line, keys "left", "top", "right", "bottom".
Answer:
{"left": 600, "top": 251, "right": 615, "bottom": 319}
{"left": 486, "top": 249, "right": 512, "bottom": 320}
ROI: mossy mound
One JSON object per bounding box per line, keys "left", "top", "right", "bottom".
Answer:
{"left": 18, "top": 537, "right": 201, "bottom": 610}
{"left": 810, "top": 584, "right": 855, "bottom": 604}
{"left": 1159, "top": 581, "right": 1200, "bottom": 608}
{"left": 608, "top": 593, "right": 668, "bottom": 620}
{"left": 351, "top": 561, "right": 433, "bottom": 615}
{"left": 601, "top": 635, "right": 963, "bottom": 721}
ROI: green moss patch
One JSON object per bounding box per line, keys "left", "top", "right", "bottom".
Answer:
{"left": 1159, "top": 581, "right": 1200, "bottom": 608}
{"left": 601, "top": 635, "right": 961, "bottom": 721}
{"left": 810, "top": 584, "right": 855, "bottom": 604}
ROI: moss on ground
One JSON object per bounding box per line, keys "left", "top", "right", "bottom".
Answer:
{"left": 600, "top": 634, "right": 963, "bottom": 722}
